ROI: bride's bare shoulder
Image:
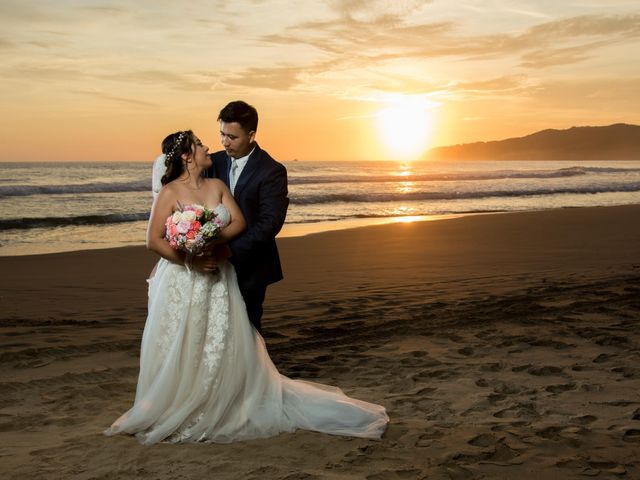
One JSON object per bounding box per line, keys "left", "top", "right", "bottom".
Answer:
{"left": 157, "top": 182, "right": 178, "bottom": 199}
{"left": 204, "top": 178, "right": 227, "bottom": 191}
{"left": 155, "top": 182, "right": 180, "bottom": 206}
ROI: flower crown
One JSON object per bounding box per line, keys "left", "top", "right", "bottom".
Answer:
{"left": 166, "top": 131, "right": 188, "bottom": 162}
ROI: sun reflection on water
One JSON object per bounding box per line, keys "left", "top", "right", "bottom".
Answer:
{"left": 396, "top": 163, "right": 417, "bottom": 193}
{"left": 394, "top": 215, "right": 424, "bottom": 224}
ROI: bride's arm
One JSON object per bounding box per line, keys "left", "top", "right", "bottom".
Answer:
{"left": 216, "top": 182, "right": 246, "bottom": 243}
{"left": 146, "top": 187, "right": 186, "bottom": 264}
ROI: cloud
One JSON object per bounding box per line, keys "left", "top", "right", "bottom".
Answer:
{"left": 0, "top": 1, "right": 54, "bottom": 22}
{"left": 533, "top": 77, "right": 640, "bottom": 109}
{"left": 2, "top": 1, "right": 638, "bottom": 110}
{"left": 258, "top": 11, "right": 640, "bottom": 80}
{"left": 7, "top": 64, "right": 86, "bottom": 82}
{"left": 101, "top": 70, "right": 218, "bottom": 92}
{"left": 330, "top": 0, "right": 432, "bottom": 21}
{"left": 1, "top": 61, "right": 218, "bottom": 95}
{"left": 525, "top": 13, "right": 640, "bottom": 39}
{"left": 220, "top": 64, "right": 322, "bottom": 91}
{"left": 78, "top": 6, "right": 128, "bottom": 16}
{"left": 454, "top": 76, "right": 535, "bottom": 94}
{"left": 0, "top": 37, "right": 14, "bottom": 49}
{"left": 72, "top": 89, "right": 157, "bottom": 107}
{"left": 520, "top": 41, "right": 608, "bottom": 68}
{"left": 261, "top": 11, "right": 453, "bottom": 57}
{"left": 503, "top": 7, "right": 552, "bottom": 20}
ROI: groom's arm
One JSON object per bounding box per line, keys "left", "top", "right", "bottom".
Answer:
{"left": 230, "top": 163, "right": 288, "bottom": 257}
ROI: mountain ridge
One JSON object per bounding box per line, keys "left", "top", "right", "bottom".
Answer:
{"left": 425, "top": 123, "right": 640, "bottom": 160}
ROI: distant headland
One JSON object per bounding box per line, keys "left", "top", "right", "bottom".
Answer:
{"left": 426, "top": 124, "right": 640, "bottom": 161}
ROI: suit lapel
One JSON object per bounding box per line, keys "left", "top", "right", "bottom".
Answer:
{"left": 216, "top": 155, "right": 231, "bottom": 188}
{"left": 233, "top": 144, "right": 261, "bottom": 197}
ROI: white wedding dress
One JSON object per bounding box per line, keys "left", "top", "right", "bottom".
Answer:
{"left": 105, "top": 203, "right": 388, "bottom": 444}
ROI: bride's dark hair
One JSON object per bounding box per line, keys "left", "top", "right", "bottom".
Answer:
{"left": 160, "top": 130, "right": 195, "bottom": 185}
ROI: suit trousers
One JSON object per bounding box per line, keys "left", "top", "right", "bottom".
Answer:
{"left": 239, "top": 283, "right": 267, "bottom": 334}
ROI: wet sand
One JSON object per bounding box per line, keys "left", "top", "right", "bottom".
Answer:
{"left": 2, "top": 204, "right": 640, "bottom": 479}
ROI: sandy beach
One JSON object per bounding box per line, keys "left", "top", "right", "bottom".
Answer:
{"left": 2, "top": 204, "right": 640, "bottom": 479}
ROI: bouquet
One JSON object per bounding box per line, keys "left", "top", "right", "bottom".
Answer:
{"left": 165, "top": 202, "right": 222, "bottom": 255}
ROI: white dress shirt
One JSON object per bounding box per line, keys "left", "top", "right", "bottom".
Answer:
{"left": 229, "top": 147, "right": 255, "bottom": 194}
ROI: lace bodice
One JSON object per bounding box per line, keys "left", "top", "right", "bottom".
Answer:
{"left": 210, "top": 203, "right": 230, "bottom": 228}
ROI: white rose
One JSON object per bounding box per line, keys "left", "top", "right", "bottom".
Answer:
{"left": 172, "top": 211, "right": 181, "bottom": 223}
{"left": 181, "top": 211, "right": 197, "bottom": 222}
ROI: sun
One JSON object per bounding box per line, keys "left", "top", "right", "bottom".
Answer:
{"left": 376, "top": 95, "right": 437, "bottom": 160}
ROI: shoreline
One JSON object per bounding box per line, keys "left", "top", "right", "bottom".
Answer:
{"left": 0, "top": 211, "right": 468, "bottom": 257}
{"left": 2, "top": 202, "right": 638, "bottom": 257}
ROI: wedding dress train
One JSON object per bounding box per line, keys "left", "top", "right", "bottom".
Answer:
{"left": 105, "top": 204, "right": 388, "bottom": 444}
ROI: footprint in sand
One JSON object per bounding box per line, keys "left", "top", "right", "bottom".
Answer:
{"left": 623, "top": 429, "right": 640, "bottom": 442}
{"left": 457, "top": 346, "right": 474, "bottom": 356}
{"left": 491, "top": 381, "right": 523, "bottom": 395}
{"left": 588, "top": 461, "right": 627, "bottom": 475}
{"left": 611, "top": 366, "right": 640, "bottom": 378}
{"left": 468, "top": 433, "right": 500, "bottom": 448}
{"left": 595, "top": 335, "right": 630, "bottom": 347}
{"left": 480, "top": 362, "right": 505, "bottom": 372}
{"left": 571, "top": 364, "right": 595, "bottom": 372}
{"left": 493, "top": 402, "right": 540, "bottom": 421}
{"left": 432, "top": 463, "right": 474, "bottom": 480}
{"left": 545, "top": 383, "right": 577, "bottom": 394}
{"left": 415, "top": 429, "right": 445, "bottom": 447}
{"left": 281, "top": 474, "right": 320, "bottom": 480}
{"left": 341, "top": 444, "right": 383, "bottom": 467}
{"left": 475, "top": 378, "right": 489, "bottom": 387}
{"left": 365, "top": 469, "right": 424, "bottom": 480}
{"left": 570, "top": 414, "right": 597, "bottom": 425}
{"left": 556, "top": 458, "right": 626, "bottom": 477}
{"left": 488, "top": 393, "right": 507, "bottom": 405}
{"left": 527, "top": 365, "right": 564, "bottom": 376}
{"left": 593, "top": 353, "right": 617, "bottom": 363}
{"left": 450, "top": 439, "right": 522, "bottom": 466}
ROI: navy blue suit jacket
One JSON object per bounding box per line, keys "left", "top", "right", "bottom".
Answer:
{"left": 207, "top": 143, "right": 289, "bottom": 292}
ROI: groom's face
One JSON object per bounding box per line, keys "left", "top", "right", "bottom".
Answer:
{"left": 219, "top": 121, "right": 255, "bottom": 159}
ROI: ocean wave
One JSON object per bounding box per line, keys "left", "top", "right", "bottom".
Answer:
{"left": 2, "top": 182, "right": 639, "bottom": 230}
{"left": 290, "top": 182, "right": 640, "bottom": 204}
{"left": 288, "top": 166, "right": 640, "bottom": 185}
{"left": 0, "top": 180, "right": 150, "bottom": 198}
{"left": 0, "top": 213, "right": 149, "bottom": 230}
{"left": 3, "top": 166, "right": 639, "bottom": 197}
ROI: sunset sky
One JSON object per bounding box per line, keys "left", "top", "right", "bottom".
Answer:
{"left": 1, "top": 0, "right": 639, "bottom": 162}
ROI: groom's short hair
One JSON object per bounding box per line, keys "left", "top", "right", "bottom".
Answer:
{"left": 218, "top": 101, "right": 258, "bottom": 134}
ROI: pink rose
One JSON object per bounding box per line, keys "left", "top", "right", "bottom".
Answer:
{"left": 177, "top": 220, "right": 191, "bottom": 234}
{"left": 186, "top": 230, "right": 196, "bottom": 240}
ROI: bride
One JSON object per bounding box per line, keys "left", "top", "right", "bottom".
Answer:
{"left": 104, "top": 130, "right": 389, "bottom": 444}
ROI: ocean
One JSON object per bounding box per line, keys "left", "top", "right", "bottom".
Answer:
{"left": 1, "top": 159, "right": 639, "bottom": 256}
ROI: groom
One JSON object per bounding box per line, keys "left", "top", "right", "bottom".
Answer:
{"left": 207, "top": 100, "right": 289, "bottom": 333}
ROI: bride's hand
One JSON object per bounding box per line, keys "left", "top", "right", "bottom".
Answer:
{"left": 190, "top": 252, "right": 218, "bottom": 273}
